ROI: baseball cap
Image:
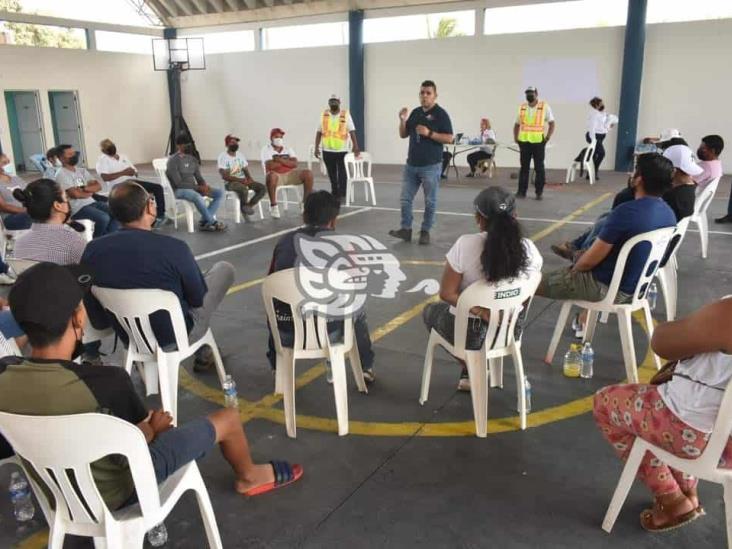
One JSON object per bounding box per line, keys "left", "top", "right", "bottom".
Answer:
{"left": 9, "top": 263, "right": 93, "bottom": 335}
{"left": 474, "top": 187, "right": 516, "bottom": 218}
{"left": 329, "top": 94, "right": 340, "bottom": 101}
{"left": 658, "top": 128, "right": 682, "bottom": 143}
{"left": 525, "top": 86, "right": 538, "bottom": 93}
{"left": 663, "top": 144, "right": 703, "bottom": 176}
{"left": 225, "top": 134, "right": 240, "bottom": 146}
{"left": 270, "top": 128, "right": 285, "bottom": 138}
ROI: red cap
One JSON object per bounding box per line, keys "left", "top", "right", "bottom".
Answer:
{"left": 225, "top": 134, "right": 240, "bottom": 146}
{"left": 270, "top": 128, "right": 285, "bottom": 139}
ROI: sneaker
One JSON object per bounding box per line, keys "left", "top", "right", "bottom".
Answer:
{"left": 0, "top": 272, "right": 16, "bottom": 285}
{"left": 418, "top": 230, "right": 430, "bottom": 245}
{"left": 465, "top": 172, "right": 475, "bottom": 178}
{"left": 242, "top": 205, "right": 256, "bottom": 216}
{"left": 388, "top": 228, "right": 412, "bottom": 242}
{"left": 200, "top": 221, "right": 227, "bottom": 232}
{"left": 270, "top": 204, "right": 281, "bottom": 219}
{"left": 363, "top": 368, "right": 375, "bottom": 384}
{"left": 550, "top": 242, "right": 576, "bottom": 261}
{"left": 715, "top": 215, "right": 732, "bottom": 224}
{"left": 193, "top": 345, "right": 215, "bottom": 373}
{"left": 440, "top": 174, "right": 448, "bottom": 180}
{"left": 535, "top": 193, "right": 543, "bottom": 201}
{"left": 81, "top": 354, "right": 103, "bottom": 366}
{"left": 457, "top": 370, "right": 471, "bottom": 392}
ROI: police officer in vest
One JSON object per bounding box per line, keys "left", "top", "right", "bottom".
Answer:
{"left": 314, "top": 94, "right": 361, "bottom": 201}
{"left": 514, "top": 86, "right": 555, "bottom": 200}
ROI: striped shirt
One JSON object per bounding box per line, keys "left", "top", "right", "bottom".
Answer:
{"left": 13, "top": 223, "right": 86, "bottom": 265}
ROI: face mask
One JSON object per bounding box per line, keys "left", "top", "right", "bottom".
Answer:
{"left": 66, "top": 153, "right": 80, "bottom": 166}
{"left": 1, "top": 163, "right": 16, "bottom": 176}
{"left": 104, "top": 145, "right": 117, "bottom": 156}
{"left": 228, "top": 144, "right": 239, "bottom": 153}
{"left": 526, "top": 94, "right": 536, "bottom": 103}
{"left": 182, "top": 144, "right": 194, "bottom": 155}
{"left": 697, "top": 147, "right": 708, "bottom": 161}
{"left": 272, "top": 138, "right": 284, "bottom": 147}
{"left": 54, "top": 159, "right": 62, "bottom": 167}
{"left": 329, "top": 103, "right": 339, "bottom": 112}
{"left": 72, "top": 325, "right": 85, "bottom": 362}
{"left": 598, "top": 104, "right": 605, "bottom": 111}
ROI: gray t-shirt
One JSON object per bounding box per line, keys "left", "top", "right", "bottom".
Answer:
{"left": 55, "top": 167, "right": 96, "bottom": 215}
{"left": 0, "top": 176, "right": 26, "bottom": 209}
{"left": 165, "top": 153, "right": 204, "bottom": 191}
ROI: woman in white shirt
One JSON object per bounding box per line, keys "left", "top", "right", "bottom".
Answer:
{"left": 423, "top": 186, "right": 543, "bottom": 391}
{"left": 586, "top": 97, "right": 614, "bottom": 178}
{"left": 594, "top": 297, "right": 732, "bottom": 532}
{"left": 465, "top": 118, "right": 497, "bottom": 178}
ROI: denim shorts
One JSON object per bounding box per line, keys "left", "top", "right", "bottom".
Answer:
{"left": 148, "top": 417, "right": 216, "bottom": 483}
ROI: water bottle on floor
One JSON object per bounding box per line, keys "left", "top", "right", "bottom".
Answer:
{"left": 147, "top": 522, "right": 168, "bottom": 546}
{"left": 9, "top": 472, "right": 35, "bottom": 522}
{"left": 580, "top": 341, "right": 594, "bottom": 379}
{"left": 222, "top": 375, "right": 238, "bottom": 408}
{"left": 563, "top": 343, "right": 582, "bottom": 378}
{"left": 517, "top": 377, "right": 532, "bottom": 413}
{"left": 647, "top": 282, "right": 658, "bottom": 310}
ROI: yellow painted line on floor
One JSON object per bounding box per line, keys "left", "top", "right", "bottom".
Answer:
{"left": 13, "top": 530, "right": 47, "bottom": 549}
{"left": 529, "top": 193, "right": 612, "bottom": 242}
{"left": 226, "top": 277, "right": 266, "bottom": 296}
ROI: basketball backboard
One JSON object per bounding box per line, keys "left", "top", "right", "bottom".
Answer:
{"left": 153, "top": 38, "right": 205, "bottom": 71}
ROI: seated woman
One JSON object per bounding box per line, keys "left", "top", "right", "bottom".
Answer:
{"left": 594, "top": 296, "right": 732, "bottom": 531}
{"left": 423, "top": 186, "right": 543, "bottom": 391}
{"left": 465, "top": 118, "right": 497, "bottom": 178}
{"left": 0, "top": 154, "right": 31, "bottom": 231}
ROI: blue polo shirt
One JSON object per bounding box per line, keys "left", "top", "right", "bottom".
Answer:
{"left": 406, "top": 104, "right": 453, "bottom": 167}
{"left": 592, "top": 197, "right": 676, "bottom": 295}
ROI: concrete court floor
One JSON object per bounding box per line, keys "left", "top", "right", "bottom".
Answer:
{"left": 1, "top": 161, "right": 731, "bottom": 548}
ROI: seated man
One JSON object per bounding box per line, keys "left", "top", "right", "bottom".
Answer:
{"left": 538, "top": 153, "right": 676, "bottom": 304}
{"left": 266, "top": 191, "right": 375, "bottom": 382}
{"left": 0, "top": 262, "right": 302, "bottom": 505}
{"left": 0, "top": 153, "right": 31, "bottom": 230}
{"left": 261, "top": 128, "right": 313, "bottom": 219}
{"left": 694, "top": 134, "right": 724, "bottom": 191}
{"left": 167, "top": 135, "right": 226, "bottom": 232}
{"left": 95, "top": 138, "right": 167, "bottom": 226}
{"left": 29, "top": 147, "right": 60, "bottom": 180}
{"left": 218, "top": 134, "right": 266, "bottom": 218}
{"left": 54, "top": 144, "right": 118, "bottom": 238}
{"left": 82, "top": 182, "right": 235, "bottom": 371}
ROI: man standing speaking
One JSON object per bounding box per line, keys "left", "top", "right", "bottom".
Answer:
{"left": 514, "top": 86, "right": 555, "bottom": 200}
{"left": 389, "top": 80, "right": 453, "bottom": 246}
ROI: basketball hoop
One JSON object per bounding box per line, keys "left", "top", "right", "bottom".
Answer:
{"left": 153, "top": 38, "right": 205, "bottom": 72}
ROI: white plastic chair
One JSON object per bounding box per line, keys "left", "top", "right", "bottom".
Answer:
{"left": 307, "top": 144, "right": 327, "bottom": 176}
{"left": 602, "top": 377, "right": 732, "bottom": 545}
{"left": 655, "top": 217, "right": 690, "bottom": 322}
{"left": 91, "top": 287, "right": 227, "bottom": 423}
{"left": 6, "top": 257, "right": 38, "bottom": 276}
{"left": 262, "top": 268, "right": 368, "bottom": 438}
{"left": 0, "top": 216, "right": 30, "bottom": 261}
{"left": 344, "top": 152, "right": 376, "bottom": 206}
{"left": 0, "top": 412, "right": 222, "bottom": 549}
{"left": 260, "top": 148, "right": 302, "bottom": 212}
{"left": 566, "top": 138, "right": 596, "bottom": 185}
{"left": 420, "top": 271, "right": 541, "bottom": 437}
{"left": 76, "top": 218, "right": 95, "bottom": 242}
{"left": 690, "top": 176, "right": 721, "bottom": 259}
{"left": 224, "top": 189, "right": 264, "bottom": 224}
{"left": 152, "top": 158, "right": 195, "bottom": 233}
{"left": 545, "top": 227, "right": 676, "bottom": 384}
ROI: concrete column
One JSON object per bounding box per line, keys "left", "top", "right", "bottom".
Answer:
{"left": 349, "top": 10, "right": 365, "bottom": 150}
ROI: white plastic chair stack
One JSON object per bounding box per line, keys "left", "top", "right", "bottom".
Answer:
{"left": 91, "top": 287, "right": 227, "bottom": 423}
{"left": 344, "top": 152, "right": 376, "bottom": 206}
{"left": 420, "top": 271, "right": 541, "bottom": 437}
{"left": 602, "top": 375, "right": 732, "bottom": 546}
{"left": 655, "top": 217, "right": 690, "bottom": 322}
{"left": 152, "top": 158, "right": 195, "bottom": 233}
{"left": 260, "top": 148, "right": 302, "bottom": 212}
{"left": 565, "top": 139, "right": 596, "bottom": 185}
{"left": 690, "top": 176, "right": 721, "bottom": 259}
{"left": 0, "top": 412, "right": 223, "bottom": 549}
{"left": 307, "top": 144, "right": 327, "bottom": 176}
{"left": 262, "top": 268, "right": 368, "bottom": 438}
{"left": 545, "top": 226, "right": 676, "bottom": 384}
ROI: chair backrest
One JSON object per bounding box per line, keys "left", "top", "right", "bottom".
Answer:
{"left": 6, "top": 257, "right": 38, "bottom": 276}
{"left": 600, "top": 226, "right": 675, "bottom": 306}
{"left": 152, "top": 157, "right": 177, "bottom": 212}
{"left": 0, "top": 412, "right": 161, "bottom": 529}
{"left": 91, "top": 286, "right": 190, "bottom": 357}
{"left": 658, "top": 216, "right": 691, "bottom": 269}
{"left": 262, "top": 268, "right": 355, "bottom": 356}
{"left": 344, "top": 152, "right": 372, "bottom": 181}
{"left": 693, "top": 176, "right": 721, "bottom": 218}
{"left": 452, "top": 271, "right": 541, "bottom": 357}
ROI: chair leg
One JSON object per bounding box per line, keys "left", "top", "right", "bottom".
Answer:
{"left": 347, "top": 341, "right": 367, "bottom": 394}
{"left": 329, "top": 351, "right": 350, "bottom": 436}
{"left": 584, "top": 310, "right": 600, "bottom": 344}
{"left": 512, "top": 345, "right": 527, "bottom": 431}
{"left": 700, "top": 214, "right": 709, "bottom": 259}
{"left": 345, "top": 182, "right": 352, "bottom": 207}
{"left": 617, "top": 310, "right": 639, "bottom": 384}
{"left": 642, "top": 303, "right": 662, "bottom": 371}
{"left": 282, "top": 349, "right": 297, "bottom": 438}
{"left": 465, "top": 352, "right": 488, "bottom": 438}
{"left": 232, "top": 196, "right": 241, "bottom": 224}
{"left": 724, "top": 479, "right": 732, "bottom": 548}
{"left": 656, "top": 268, "right": 673, "bottom": 322}
{"left": 158, "top": 356, "right": 180, "bottom": 425}
{"left": 204, "top": 332, "right": 227, "bottom": 387}
{"left": 47, "top": 519, "right": 66, "bottom": 549}
{"left": 545, "top": 302, "right": 572, "bottom": 364}
{"left": 184, "top": 205, "right": 194, "bottom": 234}
{"left": 192, "top": 476, "right": 224, "bottom": 549}
{"left": 419, "top": 332, "right": 438, "bottom": 405}
{"left": 602, "top": 442, "right": 645, "bottom": 532}
{"left": 489, "top": 357, "right": 503, "bottom": 389}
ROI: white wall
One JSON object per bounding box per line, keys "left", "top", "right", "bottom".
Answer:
{"left": 0, "top": 45, "right": 169, "bottom": 169}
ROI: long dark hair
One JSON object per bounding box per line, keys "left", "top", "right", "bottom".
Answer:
{"left": 13, "top": 178, "right": 64, "bottom": 222}
{"left": 480, "top": 213, "right": 529, "bottom": 282}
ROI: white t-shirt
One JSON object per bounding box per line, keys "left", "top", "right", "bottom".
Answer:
{"left": 95, "top": 153, "right": 136, "bottom": 188}
{"left": 217, "top": 151, "right": 249, "bottom": 178}
{"left": 317, "top": 110, "right": 356, "bottom": 152}
{"left": 587, "top": 109, "right": 609, "bottom": 135}
{"left": 445, "top": 233, "right": 543, "bottom": 314}
{"left": 261, "top": 144, "right": 297, "bottom": 173}
{"left": 515, "top": 102, "right": 555, "bottom": 125}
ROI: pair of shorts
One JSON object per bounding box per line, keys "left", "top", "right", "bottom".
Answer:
{"left": 540, "top": 268, "right": 631, "bottom": 303}
{"left": 271, "top": 170, "right": 304, "bottom": 186}
{"left": 148, "top": 417, "right": 216, "bottom": 483}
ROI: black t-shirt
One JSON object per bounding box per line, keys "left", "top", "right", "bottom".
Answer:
{"left": 406, "top": 104, "right": 453, "bottom": 167}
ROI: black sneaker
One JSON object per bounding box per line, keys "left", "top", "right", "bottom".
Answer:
{"left": 715, "top": 215, "right": 732, "bottom": 224}
{"left": 440, "top": 174, "right": 448, "bottom": 180}
{"left": 535, "top": 193, "right": 543, "bottom": 201}
{"left": 193, "top": 345, "right": 215, "bottom": 372}
{"left": 388, "top": 228, "right": 412, "bottom": 242}
{"left": 465, "top": 172, "right": 475, "bottom": 178}
{"left": 418, "top": 230, "right": 430, "bottom": 245}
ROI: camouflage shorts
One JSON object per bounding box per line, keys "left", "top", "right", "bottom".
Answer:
{"left": 540, "top": 268, "right": 632, "bottom": 304}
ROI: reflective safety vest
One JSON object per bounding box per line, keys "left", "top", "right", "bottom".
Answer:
{"left": 517, "top": 101, "right": 547, "bottom": 143}
{"left": 321, "top": 109, "right": 349, "bottom": 150}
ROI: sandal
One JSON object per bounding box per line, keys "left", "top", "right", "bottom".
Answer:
{"left": 640, "top": 495, "right": 703, "bottom": 532}
{"left": 243, "top": 461, "right": 303, "bottom": 497}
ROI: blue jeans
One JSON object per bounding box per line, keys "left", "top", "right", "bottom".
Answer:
{"left": 73, "top": 202, "right": 119, "bottom": 238}
{"left": 2, "top": 213, "right": 32, "bottom": 230}
{"left": 401, "top": 162, "right": 441, "bottom": 232}
{"left": 572, "top": 212, "right": 610, "bottom": 251}
{"left": 175, "top": 187, "right": 223, "bottom": 226}
{"left": 0, "top": 310, "right": 23, "bottom": 339}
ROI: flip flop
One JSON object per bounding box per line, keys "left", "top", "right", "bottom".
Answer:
{"left": 244, "top": 461, "right": 303, "bottom": 497}
{"left": 640, "top": 506, "right": 702, "bottom": 532}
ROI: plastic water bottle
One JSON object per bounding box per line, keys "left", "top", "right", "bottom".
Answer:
{"left": 9, "top": 472, "right": 35, "bottom": 522}
{"left": 647, "top": 282, "right": 658, "bottom": 310}
{"left": 517, "top": 377, "right": 532, "bottom": 413}
{"left": 325, "top": 360, "right": 333, "bottom": 384}
{"left": 580, "top": 342, "right": 594, "bottom": 379}
{"left": 563, "top": 344, "right": 582, "bottom": 378}
{"left": 222, "top": 375, "right": 238, "bottom": 408}
{"left": 147, "top": 522, "right": 168, "bottom": 547}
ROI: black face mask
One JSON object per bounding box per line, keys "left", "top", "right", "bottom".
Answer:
{"left": 228, "top": 144, "right": 239, "bottom": 153}
{"left": 104, "top": 145, "right": 117, "bottom": 156}
{"left": 183, "top": 144, "right": 194, "bottom": 155}
{"left": 697, "top": 147, "right": 708, "bottom": 161}
{"left": 598, "top": 105, "right": 605, "bottom": 111}
{"left": 66, "top": 153, "right": 80, "bottom": 166}
{"left": 61, "top": 201, "right": 72, "bottom": 224}
{"left": 329, "top": 103, "right": 339, "bottom": 112}
{"left": 526, "top": 94, "right": 536, "bottom": 103}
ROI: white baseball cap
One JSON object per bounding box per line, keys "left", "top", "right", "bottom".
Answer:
{"left": 663, "top": 144, "right": 703, "bottom": 176}
{"left": 659, "top": 128, "right": 682, "bottom": 142}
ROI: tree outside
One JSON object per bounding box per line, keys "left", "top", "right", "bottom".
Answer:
{"left": 0, "top": 0, "right": 86, "bottom": 49}
{"left": 428, "top": 17, "right": 466, "bottom": 39}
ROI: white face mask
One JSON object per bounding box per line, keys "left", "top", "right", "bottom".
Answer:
{"left": 1, "top": 162, "right": 15, "bottom": 176}
{"left": 272, "top": 138, "right": 284, "bottom": 147}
